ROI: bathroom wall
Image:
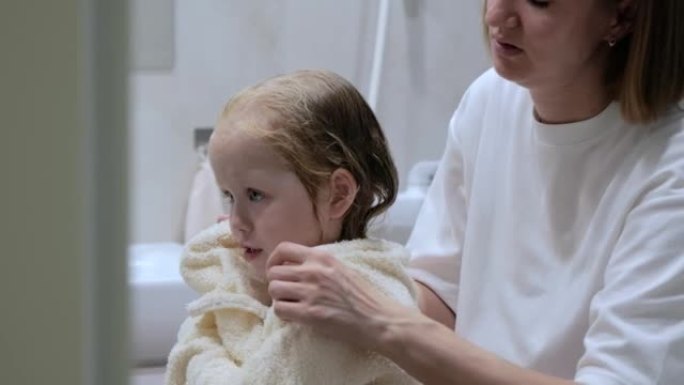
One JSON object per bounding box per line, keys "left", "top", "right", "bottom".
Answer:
{"left": 130, "top": 0, "right": 490, "bottom": 243}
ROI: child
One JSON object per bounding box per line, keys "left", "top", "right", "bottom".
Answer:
{"left": 165, "top": 70, "right": 420, "bottom": 385}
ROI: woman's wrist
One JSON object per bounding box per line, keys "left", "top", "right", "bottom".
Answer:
{"left": 374, "top": 304, "right": 438, "bottom": 359}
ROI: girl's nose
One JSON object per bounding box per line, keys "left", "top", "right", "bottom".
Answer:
{"left": 228, "top": 204, "right": 251, "bottom": 235}
{"left": 484, "top": 0, "right": 519, "bottom": 32}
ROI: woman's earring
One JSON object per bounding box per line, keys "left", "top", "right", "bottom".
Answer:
{"left": 608, "top": 38, "right": 617, "bottom": 47}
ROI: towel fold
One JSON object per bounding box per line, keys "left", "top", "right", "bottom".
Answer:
{"left": 165, "top": 221, "right": 421, "bottom": 385}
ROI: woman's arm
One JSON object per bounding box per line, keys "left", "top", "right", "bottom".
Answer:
{"left": 380, "top": 313, "right": 575, "bottom": 385}
{"left": 414, "top": 280, "right": 455, "bottom": 329}
{"left": 266, "top": 242, "right": 577, "bottom": 385}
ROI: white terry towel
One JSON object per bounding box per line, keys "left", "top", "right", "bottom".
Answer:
{"left": 165, "top": 221, "right": 421, "bottom": 385}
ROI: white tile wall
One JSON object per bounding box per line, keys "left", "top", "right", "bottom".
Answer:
{"left": 129, "top": 0, "right": 490, "bottom": 243}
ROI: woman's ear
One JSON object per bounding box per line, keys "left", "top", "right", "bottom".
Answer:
{"left": 326, "top": 168, "right": 358, "bottom": 220}
{"left": 606, "top": 0, "right": 637, "bottom": 43}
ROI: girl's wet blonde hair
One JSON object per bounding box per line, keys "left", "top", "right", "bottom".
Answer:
{"left": 218, "top": 69, "right": 398, "bottom": 241}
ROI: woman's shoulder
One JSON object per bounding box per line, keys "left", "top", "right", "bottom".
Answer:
{"left": 447, "top": 68, "right": 528, "bottom": 148}
{"left": 463, "top": 68, "right": 526, "bottom": 107}
{"left": 639, "top": 106, "right": 684, "bottom": 157}
{"left": 470, "top": 67, "right": 510, "bottom": 90}
{"left": 643, "top": 107, "right": 684, "bottom": 169}
{"left": 619, "top": 107, "right": 684, "bottom": 199}
{"left": 450, "top": 68, "right": 528, "bottom": 126}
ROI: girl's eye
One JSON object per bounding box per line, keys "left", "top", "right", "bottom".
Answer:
{"left": 247, "top": 189, "right": 264, "bottom": 202}
{"left": 528, "top": 0, "right": 550, "bottom": 8}
{"left": 222, "top": 191, "right": 234, "bottom": 203}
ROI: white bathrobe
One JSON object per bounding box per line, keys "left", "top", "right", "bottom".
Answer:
{"left": 165, "top": 221, "right": 421, "bottom": 385}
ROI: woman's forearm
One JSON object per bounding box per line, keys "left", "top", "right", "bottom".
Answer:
{"left": 414, "top": 280, "right": 456, "bottom": 328}
{"left": 378, "top": 312, "right": 576, "bottom": 385}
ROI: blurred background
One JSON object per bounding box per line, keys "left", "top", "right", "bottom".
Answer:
{"left": 1, "top": 1, "right": 489, "bottom": 384}
{"left": 129, "top": 0, "right": 489, "bottom": 244}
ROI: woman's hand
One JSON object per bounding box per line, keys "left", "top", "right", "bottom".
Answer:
{"left": 266, "top": 243, "right": 576, "bottom": 385}
{"left": 265, "top": 241, "right": 421, "bottom": 352}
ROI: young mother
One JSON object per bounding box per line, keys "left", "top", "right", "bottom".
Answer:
{"left": 266, "top": 1, "right": 684, "bottom": 383}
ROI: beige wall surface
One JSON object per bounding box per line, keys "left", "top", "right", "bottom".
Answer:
{"left": 1, "top": 2, "right": 86, "bottom": 383}
{"left": 0, "top": 1, "right": 128, "bottom": 384}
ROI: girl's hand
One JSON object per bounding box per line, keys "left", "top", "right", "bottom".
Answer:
{"left": 265, "top": 242, "right": 420, "bottom": 352}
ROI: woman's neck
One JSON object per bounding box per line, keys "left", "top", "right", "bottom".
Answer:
{"left": 528, "top": 65, "right": 612, "bottom": 124}
{"left": 531, "top": 87, "right": 611, "bottom": 125}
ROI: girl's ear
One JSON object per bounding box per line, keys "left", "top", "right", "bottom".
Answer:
{"left": 326, "top": 168, "right": 358, "bottom": 220}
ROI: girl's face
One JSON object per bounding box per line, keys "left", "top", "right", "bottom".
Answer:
{"left": 209, "top": 124, "right": 336, "bottom": 283}
{"left": 485, "top": 0, "right": 616, "bottom": 89}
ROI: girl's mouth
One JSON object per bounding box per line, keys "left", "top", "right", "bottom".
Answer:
{"left": 243, "top": 247, "right": 263, "bottom": 261}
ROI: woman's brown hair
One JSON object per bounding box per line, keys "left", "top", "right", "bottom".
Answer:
{"left": 482, "top": 0, "right": 684, "bottom": 124}
{"left": 219, "top": 69, "right": 398, "bottom": 240}
{"left": 614, "top": 0, "right": 684, "bottom": 123}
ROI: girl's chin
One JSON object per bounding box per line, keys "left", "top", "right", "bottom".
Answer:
{"left": 247, "top": 267, "right": 267, "bottom": 284}
{"left": 246, "top": 274, "right": 272, "bottom": 306}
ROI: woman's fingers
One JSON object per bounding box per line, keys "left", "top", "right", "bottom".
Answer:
{"left": 268, "top": 280, "right": 310, "bottom": 302}
{"left": 268, "top": 266, "right": 324, "bottom": 322}
{"left": 272, "top": 300, "right": 308, "bottom": 321}
{"left": 266, "top": 241, "right": 310, "bottom": 269}
{"left": 266, "top": 245, "right": 343, "bottom": 324}
{"left": 272, "top": 296, "right": 333, "bottom": 324}
{"left": 267, "top": 265, "right": 302, "bottom": 282}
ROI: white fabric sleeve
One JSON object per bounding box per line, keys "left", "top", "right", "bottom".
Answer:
{"left": 405, "top": 96, "right": 472, "bottom": 313}
{"left": 576, "top": 156, "right": 684, "bottom": 385}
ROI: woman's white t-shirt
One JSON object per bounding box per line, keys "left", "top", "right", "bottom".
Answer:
{"left": 407, "top": 69, "right": 684, "bottom": 384}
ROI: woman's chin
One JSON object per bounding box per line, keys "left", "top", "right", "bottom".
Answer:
{"left": 492, "top": 62, "right": 521, "bottom": 81}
